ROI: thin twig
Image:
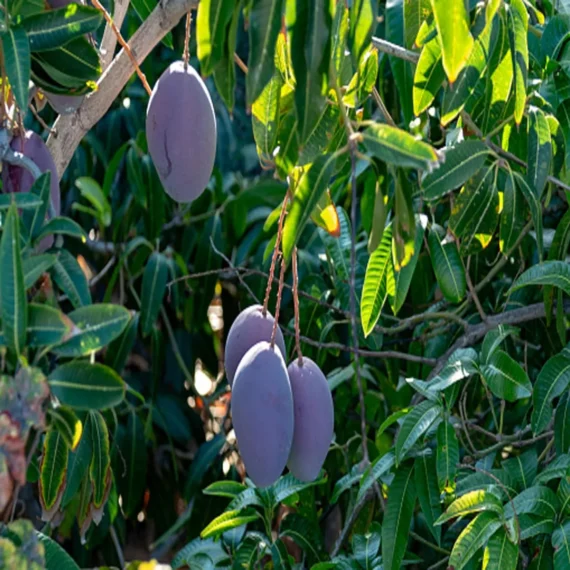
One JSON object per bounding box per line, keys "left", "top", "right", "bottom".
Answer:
{"left": 372, "top": 86, "right": 396, "bottom": 127}
{"left": 233, "top": 53, "right": 248, "bottom": 74}
{"left": 270, "top": 255, "right": 287, "bottom": 349}
{"left": 29, "top": 103, "right": 56, "bottom": 135}
{"left": 409, "top": 531, "right": 451, "bottom": 555}
{"left": 292, "top": 247, "right": 303, "bottom": 365}
{"left": 86, "top": 0, "right": 152, "bottom": 96}
{"left": 183, "top": 11, "right": 193, "bottom": 69}
{"left": 331, "top": 488, "right": 375, "bottom": 556}
{"left": 110, "top": 525, "right": 125, "bottom": 570}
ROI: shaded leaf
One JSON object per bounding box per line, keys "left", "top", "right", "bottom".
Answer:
{"left": 395, "top": 400, "right": 442, "bottom": 463}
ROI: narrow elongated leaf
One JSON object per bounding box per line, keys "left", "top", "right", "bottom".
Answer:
{"left": 500, "top": 170, "right": 526, "bottom": 254}
{"left": 414, "top": 454, "right": 442, "bottom": 544}
{"left": 352, "top": 522, "right": 381, "bottom": 569}
{"left": 431, "top": 0, "right": 474, "bottom": 82}
{"left": 89, "top": 410, "right": 111, "bottom": 509}
{"left": 281, "top": 514, "right": 325, "bottom": 565}
{"left": 533, "top": 454, "right": 570, "bottom": 485}
{"left": 482, "top": 528, "right": 518, "bottom": 570}
{"left": 361, "top": 225, "right": 393, "bottom": 337}
{"left": 62, "top": 414, "right": 92, "bottom": 507}
{"left": 0, "top": 203, "right": 28, "bottom": 355}
{"left": 503, "top": 449, "right": 538, "bottom": 491}
{"left": 185, "top": 435, "right": 225, "bottom": 499}
{"left": 553, "top": 522, "right": 570, "bottom": 570}
{"left": 382, "top": 464, "right": 416, "bottom": 570}
{"left": 481, "top": 325, "right": 519, "bottom": 365}
{"left": 436, "top": 490, "right": 504, "bottom": 524}
{"left": 196, "top": 0, "right": 235, "bottom": 76}
{"left": 0, "top": 193, "right": 43, "bottom": 210}
{"left": 482, "top": 350, "right": 532, "bottom": 402}
{"left": 513, "top": 260, "right": 570, "bottom": 298}
{"left": 448, "top": 512, "right": 502, "bottom": 570}
{"left": 48, "top": 406, "right": 82, "bottom": 451}
{"left": 247, "top": 0, "right": 284, "bottom": 104}
{"left": 516, "top": 514, "right": 554, "bottom": 541}
{"left": 203, "top": 481, "right": 247, "bottom": 498}
{"left": 50, "top": 249, "right": 92, "bottom": 308}
{"left": 422, "top": 140, "right": 490, "bottom": 200}
{"left": 35, "top": 217, "right": 87, "bottom": 244}
{"left": 201, "top": 509, "right": 260, "bottom": 539}
{"left": 555, "top": 392, "right": 570, "bottom": 454}
{"left": 21, "top": 5, "right": 103, "bottom": 52}
{"left": 348, "top": 0, "right": 377, "bottom": 66}
{"left": 27, "top": 304, "right": 73, "bottom": 347}
{"left": 1, "top": 27, "right": 30, "bottom": 111}
{"left": 48, "top": 361, "right": 126, "bottom": 410}
{"left": 252, "top": 68, "right": 283, "bottom": 163}
{"left": 53, "top": 304, "right": 131, "bottom": 357}
{"left": 529, "top": 536, "right": 554, "bottom": 570}
{"left": 130, "top": 0, "right": 173, "bottom": 48}
{"left": 436, "top": 421, "right": 459, "bottom": 493}
{"left": 37, "top": 531, "right": 81, "bottom": 570}
{"left": 531, "top": 351, "right": 570, "bottom": 434}
{"left": 413, "top": 36, "right": 445, "bottom": 115}
{"left": 140, "top": 252, "right": 169, "bottom": 337}
{"left": 21, "top": 172, "right": 51, "bottom": 243}
{"left": 357, "top": 451, "right": 396, "bottom": 502}
{"left": 514, "top": 172, "right": 543, "bottom": 259}
{"left": 362, "top": 124, "right": 438, "bottom": 170}
{"left": 39, "top": 429, "right": 69, "bottom": 520}
{"left": 23, "top": 254, "right": 56, "bottom": 290}
{"left": 299, "top": 96, "right": 341, "bottom": 164}
{"left": 282, "top": 154, "right": 336, "bottom": 262}
{"left": 105, "top": 312, "right": 139, "bottom": 374}
{"left": 504, "top": 485, "right": 560, "bottom": 520}
{"left": 507, "top": 0, "right": 528, "bottom": 125}
{"left": 395, "top": 400, "right": 441, "bottom": 463}
{"left": 404, "top": 0, "right": 431, "bottom": 49}
{"left": 428, "top": 229, "right": 466, "bottom": 303}
{"left": 213, "top": 1, "right": 240, "bottom": 111}
{"left": 429, "top": 348, "right": 479, "bottom": 392}
{"left": 526, "top": 107, "right": 552, "bottom": 198}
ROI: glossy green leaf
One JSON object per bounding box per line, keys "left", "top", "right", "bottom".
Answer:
{"left": 553, "top": 522, "right": 570, "bottom": 570}
{"left": 507, "top": 0, "right": 529, "bottom": 125}
{"left": 381, "top": 463, "right": 416, "bottom": 570}
{"left": 88, "top": 410, "right": 111, "bottom": 509}
{"left": 555, "top": 392, "right": 570, "bottom": 454}
{"left": 481, "top": 325, "right": 518, "bottom": 365}
{"left": 74, "top": 177, "right": 112, "bottom": 227}
{"left": 427, "top": 229, "right": 466, "bottom": 303}
{"left": 105, "top": 312, "right": 139, "bottom": 374}
{"left": 414, "top": 454, "right": 442, "bottom": 544}
{"left": 431, "top": 0, "right": 474, "bottom": 83}
{"left": 21, "top": 172, "right": 51, "bottom": 243}
{"left": 512, "top": 261, "right": 570, "bottom": 298}
{"left": 395, "top": 400, "right": 441, "bottom": 463}
{"left": 201, "top": 509, "right": 260, "bottom": 540}
{"left": 528, "top": 536, "right": 554, "bottom": 570}
{"left": 22, "top": 5, "right": 103, "bottom": 52}
{"left": 482, "top": 350, "right": 532, "bottom": 402}
{"left": 246, "top": 0, "right": 284, "bottom": 104}
{"left": 252, "top": 67, "right": 283, "bottom": 163}
{"left": 48, "top": 361, "right": 126, "bottom": 410}
{"left": 421, "top": 140, "right": 490, "bottom": 200}
{"left": 39, "top": 429, "right": 69, "bottom": 519}
{"left": 429, "top": 348, "right": 479, "bottom": 392}
{"left": 196, "top": 0, "right": 235, "bottom": 76}
{"left": 22, "top": 254, "right": 56, "bottom": 290}
{"left": 26, "top": 303, "right": 74, "bottom": 347}
{"left": 0, "top": 203, "right": 28, "bottom": 355}
{"left": 482, "top": 528, "right": 518, "bottom": 570}
{"left": 504, "top": 485, "right": 560, "bottom": 523}
{"left": 37, "top": 531, "right": 81, "bottom": 570}
{"left": 47, "top": 406, "right": 82, "bottom": 451}
{"left": 50, "top": 249, "right": 92, "bottom": 308}
{"left": 531, "top": 350, "right": 570, "bottom": 434}
{"left": 1, "top": 26, "right": 30, "bottom": 111}
{"left": 360, "top": 225, "right": 393, "bottom": 337}
{"left": 448, "top": 512, "right": 502, "bottom": 570}
{"left": 404, "top": 0, "right": 431, "bottom": 49}
{"left": 526, "top": 107, "right": 552, "bottom": 198}
{"left": 61, "top": 413, "right": 92, "bottom": 507}
{"left": 516, "top": 514, "right": 554, "bottom": 541}
{"left": 140, "top": 252, "right": 169, "bottom": 337}
{"left": 413, "top": 36, "right": 445, "bottom": 116}
{"left": 500, "top": 169, "right": 526, "bottom": 254}
{"left": 0, "top": 193, "right": 43, "bottom": 210}
{"left": 361, "top": 124, "right": 439, "bottom": 170}
{"left": 436, "top": 489, "right": 504, "bottom": 524}
{"left": 533, "top": 454, "right": 570, "bottom": 485}
{"left": 502, "top": 449, "right": 538, "bottom": 491}
{"left": 357, "top": 451, "right": 396, "bottom": 502}
{"left": 282, "top": 153, "right": 336, "bottom": 262}
{"left": 130, "top": 0, "right": 173, "bottom": 48}
{"left": 513, "top": 172, "right": 543, "bottom": 260}
{"left": 436, "top": 421, "right": 459, "bottom": 493}
{"left": 35, "top": 217, "right": 88, "bottom": 244}
{"left": 348, "top": 0, "right": 377, "bottom": 66}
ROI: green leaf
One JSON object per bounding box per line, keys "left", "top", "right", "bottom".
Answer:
{"left": 48, "top": 361, "right": 126, "bottom": 410}
{"left": 21, "top": 5, "right": 103, "bottom": 52}
{"left": 22, "top": 254, "right": 56, "bottom": 290}
{"left": 74, "top": 177, "right": 112, "bottom": 227}
{"left": 504, "top": 485, "right": 560, "bottom": 520}
{"left": 413, "top": 36, "right": 445, "bottom": 116}
{"left": 404, "top": 0, "right": 431, "bottom": 49}
{"left": 357, "top": 451, "right": 396, "bottom": 502}
{"left": 37, "top": 531, "right": 81, "bottom": 570}
{"left": 140, "top": 252, "right": 169, "bottom": 337}
{"left": 21, "top": 172, "right": 51, "bottom": 243}
{"left": 516, "top": 514, "right": 554, "bottom": 541}
{"left": 352, "top": 522, "right": 381, "bottom": 569}
{"left": 531, "top": 350, "right": 570, "bottom": 434}
{"left": 414, "top": 454, "right": 442, "bottom": 545}
{"left": 88, "top": 410, "right": 111, "bottom": 509}
{"left": 533, "top": 454, "right": 570, "bottom": 485}
{"left": 449, "top": 166, "right": 500, "bottom": 252}
{"left": 282, "top": 153, "right": 336, "bottom": 262}
{"left": 507, "top": 0, "right": 528, "bottom": 125}
{"left": 513, "top": 172, "right": 543, "bottom": 260}
{"left": 436, "top": 490, "right": 504, "bottom": 524}
{"left": 427, "top": 229, "right": 466, "bottom": 303}
{"left": 200, "top": 509, "right": 260, "bottom": 539}
{"left": 482, "top": 350, "right": 532, "bottom": 402}
{"left": 422, "top": 140, "right": 491, "bottom": 200}
{"left": 203, "top": 481, "right": 247, "bottom": 498}
{"left": 447, "top": 512, "right": 502, "bottom": 570}
{"left": 185, "top": 434, "right": 225, "bottom": 499}
{"left": 52, "top": 304, "right": 131, "bottom": 357}
{"left": 130, "top": 0, "right": 173, "bottom": 49}
{"left": 436, "top": 421, "right": 459, "bottom": 493}
{"left": 39, "top": 429, "right": 69, "bottom": 519}
{"left": 246, "top": 0, "right": 284, "bottom": 104}
{"left": 431, "top": 0, "right": 474, "bottom": 82}
{"left": 500, "top": 169, "right": 526, "bottom": 254}
{"left": 481, "top": 325, "right": 519, "bottom": 365}
{"left": 348, "top": 0, "right": 377, "bottom": 67}
{"left": 50, "top": 249, "right": 92, "bottom": 308}
{"left": 360, "top": 225, "right": 393, "bottom": 337}
{"left": 26, "top": 303, "right": 73, "bottom": 347}
{"left": 502, "top": 449, "right": 537, "bottom": 491}
{"left": 105, "top": 312, "right": 139, "bottom": 374}
{"left": 395, "top": 400, "right": 442, "bottom": 463}
{"left": 61, "top": 413, "right": 92, "bottom": 507}
{"left": 0, "top": 203, "right": 28, "bottom": 355}
{"left": 555, "top": 392, "right": 570, "bottom": 454}
{"left": 526, "top": 107, "right": 552, "bottom": 198}
{"left": 1, "top": 26, "right": 31, "bottom": 112}
{"left": 361, "top": 124, "right": 438, "bottom": 170}
{"left": 35, "top": 217, "right": 88, "bottom": 244}
{"left": 48, "top": 406, "right": 82, "bottom": 451}
{"left": 280, "top": 514, "right": 325, "bottom": 565}
{"left": 271, "top": 539, "right": 292, "bottom": 570}
{"left": 482, "top": 528, "right": 518, "bottom": 570}
{"left": 529, "top": 536, "right": 554, "bottom": 570}
{"left": 0, "top": 193, "right": 43, "bottom": 210}
{"left": 440, "top": 15, "right": 496, "bottom": 125}
{"left": 513, "top": 260, "right": 570, "bottom": 298}
{"left": 273, "top": 472, "right": 327, "bottom": 505}
{"left": 381, "top": 463, "right": 416, "bottom": 570}
{"left": 553, "top": 522, "right": 570, "bottom": 570}
{"left": 287, "top": 1, "right": 332, "bottom": 144}
{"left": 429, "top": 348, "right": 479, "bottom": 392}
{"left": 196, "top": 0, "right": 235, "bottom": 76}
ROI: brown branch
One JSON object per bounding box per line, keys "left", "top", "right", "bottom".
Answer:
{"left": 99, "top": 0, "right": 130, "bottom": 70}
{"left": 47, "top": 0, "right": 199, "bottom": 178}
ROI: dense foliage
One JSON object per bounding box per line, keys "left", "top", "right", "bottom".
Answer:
{"left": 2, "top": 0, "right": 570, "bottom": 568}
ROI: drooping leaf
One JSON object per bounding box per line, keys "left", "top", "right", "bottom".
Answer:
{"left": 39, "top": 429, "right": 69, "bottom": 521}
{"left": 395, "top": 400, "right": 442, "bottom": 463}
{"left": 513, "top": 172, "right": 543, "bottom": 260}
{"left": 357, "top": 451, "right": 396, "bottom": 502}
{"left": 26, "top": 304, "right": 74, "bottom": 347}
{"left": 200, "top": 509, "right": 261, "bottom": 540}
{"left": 413, "top": 35, "right": 445, "bottom": 116}
{"left": 427, "top": 229, "right": 466, "bottom": 303}
{"left": 482, "top": 528, "right": 518, "bottom": 570}
{"left": 481, "top": 350, "right": 532, "bottom": 402}
{"left": 35, "top": 217, "right": 87, "bottom": 244}
{"left": 436, "top": 490, "right": 504, "bottom": 525}
{"left": 213, "top": 1, "right": 240, "bottom": 111}
{"left": 553, "top": 522, "right": 570, "bottom": 570}
{"left": 414, "top": 454, "right": 442, "bottom": 544}
{"left": 62, "top": 414, "right": 93, "bottom": 507}
{"left": 2, "top": 26, "right": 31, "bottom": 113}
{"left": 507, "top": 0, "right": 529, "bottom": 125}
{"left": 436, "top": 420, "right": 459, "bottom": 493}
{"left": 105, "top": 312, "right": 140, "bottom": 374}
{"left": 429, "top": 348, "right": 479, "bottom": 392}
{"left": 348, "top": 0, "right": 377, "bottom": 67}
{"left": 196, "top": 0, "right": 235, "bottom": 76}
{"left": 88, "top": 410, "right": 111, "bottom": 510}
{"left": 140, "top": 252, "right": 169, "bottom": 337}
{"left": 37, "top": 531, "right": 81, "bottom": 570}
{"left": 555, "top": 392, "right": 570, "bottom": 454}
{"left": 512, "top": 261, "right": 570, "bottom": 298}
{"left": 50, "top": 249, "right": 92, "bottom": 308}
{"left": 526, "top": 106, "right": 552, "bottom": 198}
{"left": 500, "top": 169, "right": 526, "bottom": 254}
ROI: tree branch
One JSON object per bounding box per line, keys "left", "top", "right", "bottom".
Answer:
{"left": 47, "top": 0, "right": 199, "bottom": 178}
{"left": 100, "top": 0, "right": 131, "bottom": 70}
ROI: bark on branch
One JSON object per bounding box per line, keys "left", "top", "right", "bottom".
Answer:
{"left": 46, "top": 0, "right": 198, "bottom": 178}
